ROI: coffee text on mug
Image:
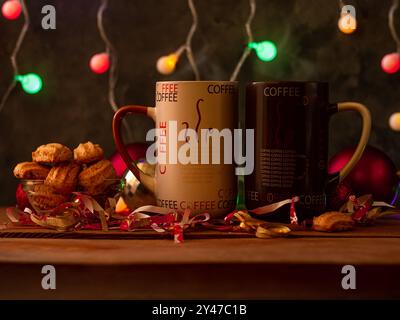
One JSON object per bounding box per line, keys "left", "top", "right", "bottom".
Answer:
{"left": 263, "top": 86, "right": 301, "bottom": 97}
{"left": 156, "top": 83, "right": 178, "bottom": 102}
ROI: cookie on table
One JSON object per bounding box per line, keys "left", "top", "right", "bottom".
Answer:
{"left": 45, "top": 162, "right": 81, "bottom": 194}
{"left": 312, "top": 211, "right": 354, "bottom": 232}
{"left": 32, "top": 143, "right": 73, "bottom": 164}
{"left": 78, "top": 159, "right": 117, "bottom": 195}
{"left": 13, "top": 162, "right": 50, "bottom": 180}
{"left": 73, "top": 141, "right": 104, "bottom": 164}
{"left": 30, "top": 184, "right": 69, "bottom": 210}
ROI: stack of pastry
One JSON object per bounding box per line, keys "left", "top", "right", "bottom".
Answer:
{"left": 13, "top": 142, "right": 117, "bottom": 210}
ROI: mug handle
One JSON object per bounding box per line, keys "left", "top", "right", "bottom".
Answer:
{"left": 112, "top": 105, "right": 156, "bottom": 192}
{"left": 330, "top": 102, "right": 371, "bottom": 183}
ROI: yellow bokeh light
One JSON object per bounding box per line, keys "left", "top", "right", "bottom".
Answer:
{"left": 156, "top": 54, "right": 178, "bottom": 75}
{"left": 389, "top": 113, "right": 400, "bottom": 131}
{"left": 338, "top": 15, "right": 357, "bottom": 34}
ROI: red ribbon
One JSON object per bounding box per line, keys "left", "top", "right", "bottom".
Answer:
{"left": 7, "top": 194, "right": 298, "bottom": 242}
{"left": 224, "top": 196, "right": 299, "bottom": 225}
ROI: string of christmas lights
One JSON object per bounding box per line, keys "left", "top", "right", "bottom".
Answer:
{"left": 156, "top": 0, "right": 200, "bottom": 79}
{"left": 0, "top": 1, "right": 398, "bottom": 132}
{"left": 230, "top": 0, "right": 256, "bottom": 81}
{"left": 0, "top": 0, "right": 42, "bottom": 113}
{"left": 92, "top": 0, "right": 116, "bottom": 110}
{"left": 92, "top": 0, "right": 133, "bottom": 139}
{"left": 387, "top": 0, "right": 400, "bottom": 131}
{"left": 389, "top": 0, "right": 400, "bottom": 53}
{"left": 230, "top": 0, "right": 277, "bottom": 81}
{"left": 381, "top": 0, "right": 400, "bottom": 74}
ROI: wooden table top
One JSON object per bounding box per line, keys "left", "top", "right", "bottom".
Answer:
{"left": 2, "top": 236, "right": 400, "bottom": 266}
{"left": 1, "top": 207, "right": 400, "bottom": 299}
{"left": 1, "top": 208, "right": 400, "bottom": 266}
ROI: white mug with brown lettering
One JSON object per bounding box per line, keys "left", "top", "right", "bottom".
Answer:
{"left": 113, "top": 81, "right": 238, "bottom": 217}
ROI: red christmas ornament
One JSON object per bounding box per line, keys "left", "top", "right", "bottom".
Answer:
{"left": 328, "top": 181, "right": 353, "bottom": 210}
{"left": 109, "top": 143, "right": 148, "bottom": 177}
{"left": 89, "top": 53, "right": 110, "bottom": 74}
{"left": 328, "top": 145, "right": 399, "bottom": 203}
{"left": 1, "top": 0, "right": 22, "bottom": 20}
{"left": 381, "top": 53, "right": 400, "bottom": 74}
{"left": 16, "top": 183, "right": 30, "bottom": 210}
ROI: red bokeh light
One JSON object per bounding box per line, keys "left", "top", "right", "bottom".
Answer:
{"left": 1, "top": 0, "right": 22, "bottom": 20}
{"left": 381, "top": 53, "right": 400, "bottom": 74}
{"left": 89, "top": 53, "right": 110, "bottom": 74}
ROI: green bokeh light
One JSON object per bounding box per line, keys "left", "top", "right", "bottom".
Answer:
{"left": 248, "top": 41, "right": 277, "bottom": 62}
{"left": 15, "top": 73, "right": 43, "bottom": 94}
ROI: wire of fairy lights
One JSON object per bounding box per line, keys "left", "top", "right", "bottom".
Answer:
{"left": 230, "top": 0, "right": 256, "bottom": 81}
{"left": 0, "top": 0, "right": 43, "bottom": 113}
{"left": 389, "top": 0, "right": 400, "bottom": 53}
{"left": 382, "top": 0, "right": 400, "bottom": 74}
{"left": 156, "top": 0, "right": 200, "bottom": 79}
{"left": 387, "top": 0, "right": 400, "bottom": 131}
{"left": 156, "top": 0, "right": 278, "bottom": 79}
{"left": 229, "top": 0, "right": 277, "bottom": 81}
{"left": 93, "top": 0, "right": 133, "bottom": 138}
{"left": 96, "top": 0, "right": 118, "bottom": 112}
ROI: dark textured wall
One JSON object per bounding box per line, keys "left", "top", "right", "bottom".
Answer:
{"left": 0, "top": 0, "right": 399, "bottom": 205}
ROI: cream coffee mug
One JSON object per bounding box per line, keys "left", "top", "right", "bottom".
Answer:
{"left": 113, "top": 81, "right": 238, "bottom": 217}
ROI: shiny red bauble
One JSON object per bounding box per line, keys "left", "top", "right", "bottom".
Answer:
{"left": 328, "top": 181, "right": 353, "bottom": 210}
{"left": 328, "top": 145, "right": 399, "bottom": 202}
{"left": 109, "top": 143, "right": 148, "bottom": 177}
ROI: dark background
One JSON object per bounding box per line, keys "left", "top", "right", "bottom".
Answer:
{"left": 0, "top": 0, "right": 399, "bottom": 205}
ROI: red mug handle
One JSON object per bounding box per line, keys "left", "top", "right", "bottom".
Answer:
{"left": 112, "top": 105, "right": 156, "bottom": 186}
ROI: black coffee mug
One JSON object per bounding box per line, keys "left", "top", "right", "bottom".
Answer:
{"left": 245, "top": 81, "right": 371, "bottom": 221}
